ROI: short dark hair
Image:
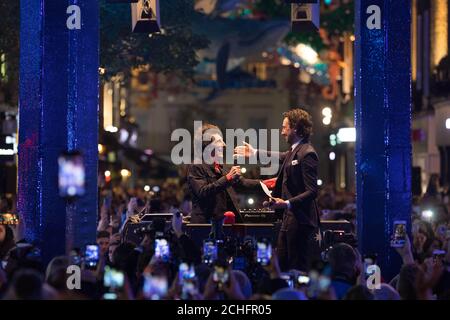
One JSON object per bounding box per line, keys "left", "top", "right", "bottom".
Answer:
{"left": 328, "top": 243, "right": 357, "bottom": 279}
{"left": 96, "top": 230, "right": 110, "bottom": 239}
{"left": 282, "top": 108, "right": 313, "bottom": 139}
{"left": 344, "top": 285, "right": 375, "bottom": 300}
{"left": 397, "top": 263, "right": 421, "bottom": 300}
{"left": 194, "top": 123, "right": 222, "bottom": 151}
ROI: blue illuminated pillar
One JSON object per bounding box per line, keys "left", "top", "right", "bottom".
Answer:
{"left": 19, "top": 1, "right": 99, "bottom": 262}
{"left": 355, "top": 1, "right": 412, "bottom": 279}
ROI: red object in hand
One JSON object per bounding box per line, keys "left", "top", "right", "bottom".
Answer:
{"left": 224, "top": 211, "right": 235, "bottom": 224}
{"left": 262, "top": 178, "right": 277, "bottom": 189}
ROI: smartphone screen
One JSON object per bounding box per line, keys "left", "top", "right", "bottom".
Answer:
{"left": 256, "top": 241, "right": 272, "bottom": 266}
{"left": 103, "top": 266, "right": 124, "bottom": 290}
{"left": 202, "top": 240, "right": 217, "bottom": 265}
{"left": 143, "top": 275, "right": 168, "bottom": 300}
{"left": 84, "top": 244, "right": 99, "bottom": 269}
{"left": 391, "top": 220, "right": 407, "bottom": 248}
{"left": 58, "top": 151, "right": 85, "bottom": 198}
{"left": 154, "top": 238, "right": 170, "bottom": 261}
{"left": 179, "top": 263, "right": 197, "bottom": 299}
{"left": 179, "top": 263, "right": 196, "bottom": 282}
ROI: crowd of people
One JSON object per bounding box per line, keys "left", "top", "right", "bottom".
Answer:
{"left": 0, "top": 173, "right": 449, "bottom": 300}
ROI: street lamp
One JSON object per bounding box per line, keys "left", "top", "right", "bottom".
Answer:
{"left": 120, "top": 169, "right": 131, "bottom": 178}
{"left": 322, "top": 107, "right": 332, "bottom": 126}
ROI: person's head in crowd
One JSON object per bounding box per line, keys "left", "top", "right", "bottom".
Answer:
{"left": 373, "top": 283, "right": 401, "bottom": 300}
{"left": 194, "top": 264, "right": 212, "bottom": 295}
{"left": 272, "top": 288, "right": 307, "bottom": 300}
{"left": 6, "top": 268, "right": 44, "bottom": 300}
{"left": 137, "top": 251, "right": 152, "bottom": 276}
{"left": 112, "top": 242, "right": 140, "bottom": 291}
{"left": 327, "top": 243, "right": 359, "bottom": 283}
{"left": 412, "top": 227, "right": 434, "bottom": 259}
{"left": 5, "top": 242, "right": 44, "bottom": 279}
{"left": 96, "top": 230, "right": 110, "bottom": 256}
{"left": 108, "top": 240, "right": 120, "bottom": 265}
{"left": 397, "top": 263, "right": 422, "bottom": 300}
{"left": 0, "top": 224, "right": 15, "bottom": 260}
{"left": 344, "top": 285, "right": 374, "bottom": 300}
{"left": 232, "top": 270, "right": 252, "bottom": 299}
{"left": 45, "top": 256, "right": 71, "bottom": 292}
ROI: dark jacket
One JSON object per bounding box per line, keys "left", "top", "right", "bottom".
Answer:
{"left": 260, "top": 142, "right": 320, "bottom": 227}
{"left": 187, "top": 163, "right": 260, "bottom": 223}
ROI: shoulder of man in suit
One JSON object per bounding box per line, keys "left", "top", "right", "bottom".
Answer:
{"left": 295, "top": 145, "right": 318, "bottom": 158}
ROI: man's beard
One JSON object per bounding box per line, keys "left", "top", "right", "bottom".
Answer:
{"left": 286, "top": 133, "right": 296, "bottom": 145}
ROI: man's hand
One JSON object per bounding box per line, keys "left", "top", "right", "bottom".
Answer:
{"left": 234, "top": 142, "right": 256, "bottom": 159}
{"left": 393, "top": 235, "right": 414, "bottom": 265}
{"left": 226, "top": 166, "right": 241, "bottom": 181}
{"left": 268, "top": 197, "right": 288, "bottom": 210}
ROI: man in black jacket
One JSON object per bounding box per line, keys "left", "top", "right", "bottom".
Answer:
{"left": 235, "top": 108, "right": 321, "bottom": 272}
{"left": 187, "top": 123, "right": 260, "bottom": 240}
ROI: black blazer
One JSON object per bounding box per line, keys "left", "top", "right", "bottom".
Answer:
{"left": 259, "top": 142, "right": 320, "bottom": 227}
{"left": 186, "top": 164, "right": 260, "bottom": 223}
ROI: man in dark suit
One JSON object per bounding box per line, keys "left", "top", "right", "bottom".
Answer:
{"left": 187, "top": 123, "right": 259, "bottom": 239}
{"left": 235, "top": 108, "right": 321, "bottom": 272}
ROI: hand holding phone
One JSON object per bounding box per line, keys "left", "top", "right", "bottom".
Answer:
{"left": 154, "top": 238, "right": 170, "bottom": 262}
{"left": 143, "top": 275, "right": 168, "bottom": 300}
{"left": 256, "top": 239, "right": 272, "bottom": 266}
{"left": 202, "top": 240, "right": 218, "bottom": 265}
{"left": 179, "top": 263, "right": 197, "bottom": 299}
{"left": 391, "top": 220, "right": 407, "bottom": 248}
{"left": 212, "top": 263, "right": 229, "bottom": 290}
{"left": 103, "top": 266, "right": 124, "bottom": 290}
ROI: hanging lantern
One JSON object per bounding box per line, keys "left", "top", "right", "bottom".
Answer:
{"left": 291, "top": 3, "right": 320, "bottom": 33}
{"left": 131, "top": 0, "right": 161, "bottom": 33}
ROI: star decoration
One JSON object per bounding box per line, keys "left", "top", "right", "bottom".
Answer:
{"left": 314, "top": 231, "right": 322, "bottom": 247}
